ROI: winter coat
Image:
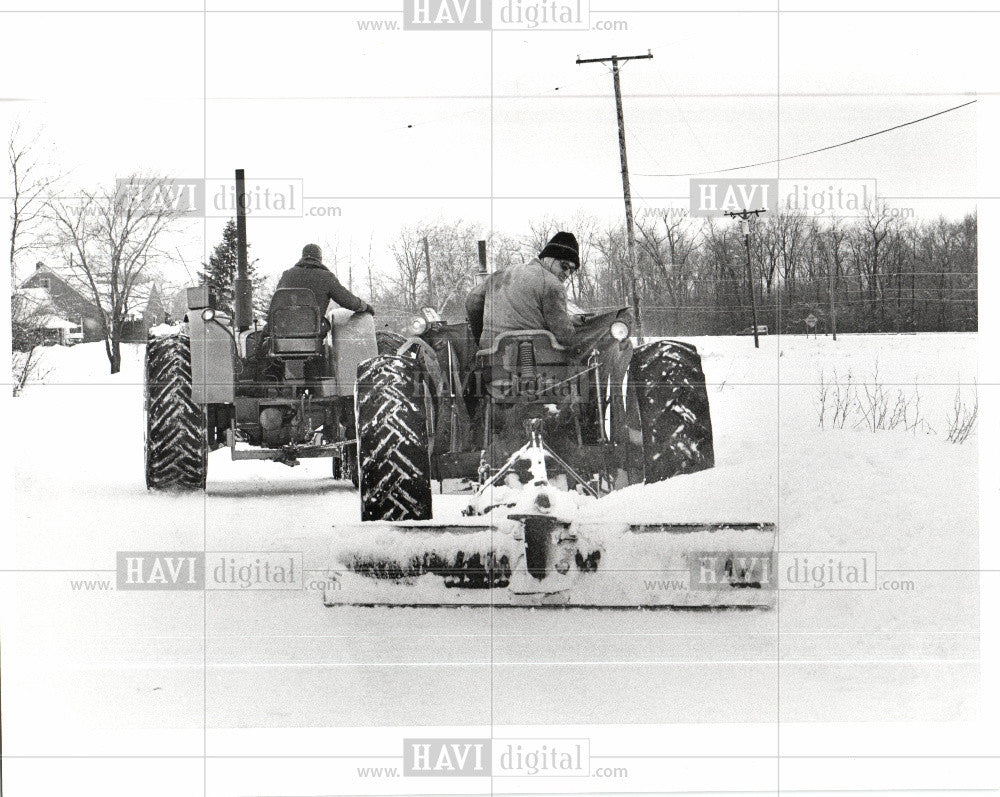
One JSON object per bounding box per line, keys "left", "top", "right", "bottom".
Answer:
{"left": 275, "top": 258, "right": 368, "bottom": 314}
{"left": 465, "top": 258, "right": 575, "bottom": 349}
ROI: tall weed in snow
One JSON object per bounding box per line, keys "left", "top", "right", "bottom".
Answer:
{"left": 817, "top": 362, "right": 961, "bottom": 438}
{"left": 946, "top": 383, "right": 978, "bottom": 444}
{"left": 817, "top": 368, "right": 857, "bottom": 430}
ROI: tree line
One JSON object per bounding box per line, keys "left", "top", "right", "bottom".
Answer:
{"left": 374, "top": 205, "right": 977, "bottom": 336}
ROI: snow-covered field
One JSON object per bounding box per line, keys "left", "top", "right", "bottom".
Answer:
{"left": 2, "top": 334, "right": 980, "bottom": 757}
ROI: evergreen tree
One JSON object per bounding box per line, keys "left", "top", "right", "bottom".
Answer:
{"left": 199, "top": 219, "right": 263, "bottom": 315}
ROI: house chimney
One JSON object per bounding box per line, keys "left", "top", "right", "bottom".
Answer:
{"left": 36, "top": 261, "right": 45, "bottom": 271}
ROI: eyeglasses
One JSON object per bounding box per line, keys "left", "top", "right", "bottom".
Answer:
{"left": 558, "top": 260, "right": 576, "bottom": 273}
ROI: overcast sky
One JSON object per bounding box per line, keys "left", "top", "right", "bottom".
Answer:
{"left": 1, "top": 2, "right": 988, "bottom": 294}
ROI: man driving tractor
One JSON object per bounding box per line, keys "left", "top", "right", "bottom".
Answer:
{"left": 276, "top": 243, "right": 375, "bottom": 318}
{"left": 465, "top": 231, "right": 582, "bottom": 349}
{"left": 266, "top": 243, "right": 375, "bottom": 442}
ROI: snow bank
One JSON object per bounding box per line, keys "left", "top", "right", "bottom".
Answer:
{"left": 581, "top": 428, "right": 975, "bottom": 569}
{"left": 148, "top": 323, "right": 181, "bottom": 338}
{"left": 17, "top": 342, "right": 146, "bottom": 389}
{"left": 581, "top": 458, "right": 778, "bottom": 525}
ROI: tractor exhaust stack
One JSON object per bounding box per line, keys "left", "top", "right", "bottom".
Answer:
{"left": 233, "top": 168, "right": 253, "bottom": 332}
{"left": 475, "top": 239, "right": 488, "bottom": 285}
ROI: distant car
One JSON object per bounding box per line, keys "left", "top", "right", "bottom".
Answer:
{"left": 737, "top": 325, "right": 768, "bottom": 336}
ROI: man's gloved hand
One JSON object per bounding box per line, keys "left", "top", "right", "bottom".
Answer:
{"left": 361, "top": 302, "right": 376, "bottom": 316}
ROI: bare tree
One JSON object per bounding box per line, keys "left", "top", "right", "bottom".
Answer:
{"left": 636, "top": 211, "right": 699, "bottom": 324}
{"left": 855, "top": 201, "right": 895, "bottom": 328}
{"left": 423, "top": 222, "right": 482, "bottom": 314}
{"left": 383, "top": 221, "right": 486, "bottom": 315}
{"left": 489, "top": 230, "right": 527, "bottom": 273}
{"left": 591, "top": 225, "right": 630, "bottom": 307}
{"left": 46, "top": 175, "right": 186, "bottom": 373}
{"left": 385, "top": 226, "right": 430, "bottom": 310}
{"left": 11, "top": 281, "right": 52, "bottom": 395}
{"left": 8, "top": 123, "right": 61, "bottom": 270}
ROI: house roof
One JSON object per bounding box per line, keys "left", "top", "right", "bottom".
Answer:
{"left": 15, "top": 287, "right": 57, "bottom": 314}
{"left": 22, "top": 262, "right": 157, "bottom": 315}
{"left": 39, "top": 314, "right": 78, "bottom": 330}
{"left": 21, "top": 263, "right": 99, "bottom": 307}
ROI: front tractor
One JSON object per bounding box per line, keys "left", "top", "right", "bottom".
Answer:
{"left": 144, "top": 169, "right": 409, "bottom": 499}
{"left": 144, "top": 282, "right": 394, "bottom": 492}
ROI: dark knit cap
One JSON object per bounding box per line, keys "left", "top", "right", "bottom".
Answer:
{"left": 301, "top": 243, "right": 323, "bottom": 262}
{"left": 539, "top": 231, "right": 580, "bottom": 269}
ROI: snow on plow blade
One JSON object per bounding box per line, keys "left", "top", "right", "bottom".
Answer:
{"left": 321, "top": 520, "right": 777, "bottom": 609}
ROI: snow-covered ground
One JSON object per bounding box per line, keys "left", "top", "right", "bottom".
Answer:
{"left": 2, "top": 334, "right": 979, "bottom": 755}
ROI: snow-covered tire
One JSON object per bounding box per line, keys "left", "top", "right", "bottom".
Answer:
{"left": 629, "top": 339, "right": 715, "bottom": 484}
{"left": 145, "top": 332, "right": 207, "bottom": 490}
{"left": 356, "top": 355, "right": 432, "bottom": 521}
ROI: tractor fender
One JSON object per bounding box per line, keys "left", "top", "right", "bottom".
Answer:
{"left": 326, "top": 309, "right": 379, "bottom": 396}
{"left": 187, "top": 313, "right": 235, "bottom": 405}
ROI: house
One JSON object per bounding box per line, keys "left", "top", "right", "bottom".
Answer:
{"left": 20, "top": 263, "right": 181, "bottom": 343}
{"left": 19, "top": 262, "right": 104, "bottom": 342}
{"left": 13, "top": 287, "right": 84, "bottom": 346}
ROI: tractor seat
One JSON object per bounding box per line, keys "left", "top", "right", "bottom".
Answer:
{"left": 476, "top": 330, "right": 576, "bottom": 405}
{"left": 476, "top": 329, "right": 568, "bottom": 371}
{"left": 268, "top": 288, "right": 324, "bottom": 358}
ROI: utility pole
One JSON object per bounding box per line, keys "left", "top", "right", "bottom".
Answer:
{"left": 577, "top": 50, "right": 652, "bottom": 343}
{"left": 828, "top": 260, "right": 837, "bottom": 341}
{"left": 724, "top": 208, "right": 766, "bottom": 349}
{"left": 423, "top": 235, "right": 434, "bottom": 307}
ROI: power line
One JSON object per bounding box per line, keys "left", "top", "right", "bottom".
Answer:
{"left": 636, "top": 100, "right": 977, "bottom": 178}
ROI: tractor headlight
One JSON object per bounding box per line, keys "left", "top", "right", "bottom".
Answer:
{"left": 201, "top": 308, "right": 216, "bottom": 322}
{"left": 410, "top": 316, "right": 428, "bottom": 335}
{"left": 610, "top": 321, "right": 630, "bottom": 341}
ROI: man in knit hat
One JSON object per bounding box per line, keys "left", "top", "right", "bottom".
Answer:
{"left": 466, "top": 231, "right": 581, "bottom": 349}
{"left": 275, "top": 243, "right": 375, "bottom": 317}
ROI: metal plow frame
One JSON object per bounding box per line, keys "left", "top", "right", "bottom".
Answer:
{"left": 324, "top": 420, "right": 776, "bottom": 610}
{"left": 320, "top": 520, "right": 777, "bottom": 610}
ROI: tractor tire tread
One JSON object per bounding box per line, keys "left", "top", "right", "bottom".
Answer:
{"left": 629, "top": 339, "right": 715, "bottom": 483}
{"left": 145, "top": 332, "right": 208, "bottom": 490}
{"left": 356, "top": 355, "right": 432, "bottom": 521}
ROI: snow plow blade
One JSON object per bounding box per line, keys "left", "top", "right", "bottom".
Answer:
{"left": 321, "top": 520, "right": 777, "bottom": 609}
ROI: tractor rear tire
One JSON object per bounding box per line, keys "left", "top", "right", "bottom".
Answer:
{"left": 145, "top": 332, "right": 208, "bottom": 490}
{"left": 356, "top": 355, "right": 432, "bottom": 521}
{"left": 629, "top": 339, "right": 715, "bottom": 484}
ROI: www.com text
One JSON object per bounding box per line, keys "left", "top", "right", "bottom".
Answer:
{"left": 356, "top": 18, "right": 627, "bottom": 30}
